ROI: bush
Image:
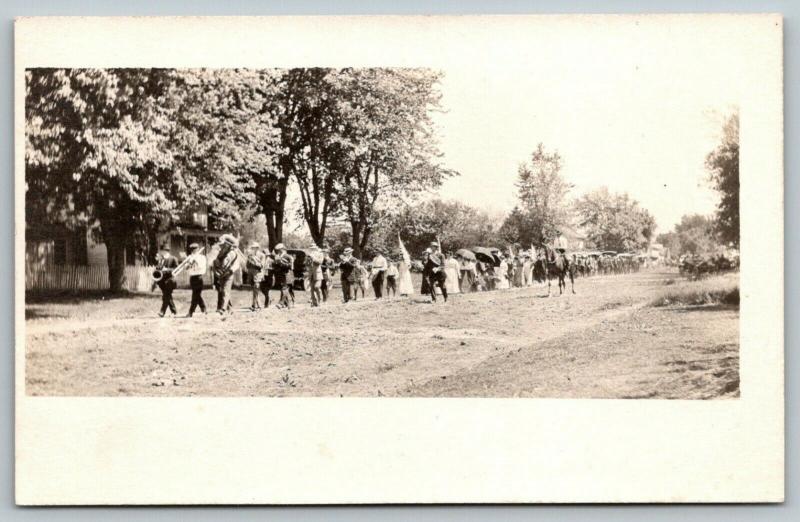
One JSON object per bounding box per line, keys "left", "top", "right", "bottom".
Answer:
{"left": 650, "top": 274, "right": 739, "bottom": 307}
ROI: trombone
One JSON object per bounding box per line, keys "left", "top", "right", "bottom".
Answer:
{"left": 152, "top": 247, "right": 205, "bottom": 282}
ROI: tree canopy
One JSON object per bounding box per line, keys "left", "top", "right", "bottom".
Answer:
{"left": 498, "top": 143, "right": 573, "bottom": 246}
{"left": 26, "top": 68, "right": 283, "bottom": 290}
{"left": 657, "top": 214, "right": 720, "bottom": 258}
{"left": 574, "top": 187, "right": 656, "bottom": 252}
{"left": 706, "top": 111, "right": 739, "bottom": 247}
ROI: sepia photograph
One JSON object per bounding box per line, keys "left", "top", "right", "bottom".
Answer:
{"left": 23, "top": 66, "right": 740, "bottom": 399}
{"left": 14, "top": 15, "right": 783, "bottom": 505}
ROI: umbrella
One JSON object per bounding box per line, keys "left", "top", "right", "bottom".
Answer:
{"left": 470, "top": 247, "right": 501, "bottom": 266}
{"left": 455, "top": 248, "right": 476, "bottom": 261}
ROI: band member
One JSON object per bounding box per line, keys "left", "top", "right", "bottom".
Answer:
{"left": 212, "top": 234, "right": 239, "bottom": 315}
{"left": 356, "top": 261, "right": 369, "bottom": 300}
{"left": 156, "top": 245, "right": 179, "bottom": 317}
{"left": 338, "top": 247, "right": 359, "bottom": 303}
{"left": 420, "top": 250, "right": 431, "bottom": 295}
{"left": 370, "top": 250, "right": 387, "bottom": 299}
{"left": 424, "top": 241, "right": 448, "bottom": 302}
{"left": 320, "top": 247, "right": 335, "bottom": 303}
{"left": 385, "top": 260, "right": 398, "bottom": 297}
{"left": 245, "top": 241, "right": 266, "bottom": 312}
{"left": 286, "top": 252, "right": 297, "bottom": 306}
{"left": 305, "top": 245, "right": 324, "bottom": 307}
{"left": 186, "top": 242, "right": 207, "bottom": 317}
{"left": 272, "top": 243, "right": 294, "bottom": 309}
{"left": 259, "top": 250, "right": 274, "bottom": 308}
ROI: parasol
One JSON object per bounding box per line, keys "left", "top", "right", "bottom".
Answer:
{"left": 455, "top": 248, "right": 476, "bottom": 261}
{"left": 470, "top": 247, "right": 501, "bottom": 266}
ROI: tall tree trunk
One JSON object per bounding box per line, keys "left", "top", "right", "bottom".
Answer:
{"left": 350, "top": 219, "right": 372, "bottom": 259}
{"left": 146, "top": 223, "right": 160, "bottom": 265}
{"left": 359, "top": 224, "right": 371, "bottom": 256}
{"left": 351, "top": 221, "right": 363, "bottom": 259}
{"left": 97, "top": 196, "right": 134, "bottom": 293}
{"left": 260, "top": 179, "right": 287, "bottom": 250}
{"left": 102, "top": 226, "right": 128, "bottom": 293}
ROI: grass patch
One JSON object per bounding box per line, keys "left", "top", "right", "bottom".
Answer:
{"left": 650, "top": 274, "right": 739, "bottom": 308}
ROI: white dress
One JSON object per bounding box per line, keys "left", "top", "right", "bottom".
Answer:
{"left": 496, "top": 260, "right": 510, "bottom": 289}
{"left": 398, "top": 261, "right": 414, "bottom": 295}
{"left": 444, "top": 258, "right": 461, "bottom": 294}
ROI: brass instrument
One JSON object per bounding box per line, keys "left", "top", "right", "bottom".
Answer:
{"left": 152, "top": 247, "right": 205, "bottom": 282}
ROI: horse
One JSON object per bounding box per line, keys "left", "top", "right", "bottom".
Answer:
{"left": 541, "top": 246, "right": 575, "bottom": 296}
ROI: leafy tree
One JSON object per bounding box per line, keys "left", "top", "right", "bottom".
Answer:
{"left": 274, "top": 68, "right": 343, "bottom": 248}
{"left": 499, "top": 144, "right": 573, "bottom": 246}
{"left": 657, "top": 214, "right": 718, "bottom": 257}
{"left": 329, "top": 68, "right": 456, "bottom": 258}
{"left": 26, "top": 68, "right": 177, "bottom": 291}
{"left": 173, "top": 69, "right": 282, "bottom": 232}
{"left": 26, "top": 68, "right": 282, "bottom": 291}
{"left": 706, "top": 111, "right": 739, "bottom": 247}
{"left": 574, "top": 187, "right": 656, "bottom": 252}
{"left": 655, "top": 231, "right": 681, "bottom": 259}
{"left": 369, "top": 199, "right": 501, "bottom": 258}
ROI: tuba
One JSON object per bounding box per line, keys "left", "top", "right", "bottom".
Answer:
{"left": 152, "top": 247, "right": 205, "bottom": 282}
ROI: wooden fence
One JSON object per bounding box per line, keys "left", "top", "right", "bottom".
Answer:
{"left": 25, "top": 263, "right": 243, "bottom": 293}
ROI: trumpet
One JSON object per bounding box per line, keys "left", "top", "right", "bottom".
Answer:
{"left": 152, "top": 247, "right": 205, "bottom": 282}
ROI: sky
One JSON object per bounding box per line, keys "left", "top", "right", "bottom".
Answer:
{"left": 428, "top": 36, "right": 739, "bottom": 234}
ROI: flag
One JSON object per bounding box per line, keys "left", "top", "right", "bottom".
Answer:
{"left": 398, "top": 234, "right": 411, "bottom": 265}
{"left": 436, "top": 235, "right": 443, "bottom": 253}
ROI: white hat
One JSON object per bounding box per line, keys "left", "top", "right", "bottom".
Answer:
{"left": 218, "top": 234, "right": 238, "bottom": 247}
{"left": 274, "top": 243, "right": 286, "bottom": 251}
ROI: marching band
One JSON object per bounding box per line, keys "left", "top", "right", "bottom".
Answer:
{"left": 152, "top": 234, "right": 640, "bottom": 318}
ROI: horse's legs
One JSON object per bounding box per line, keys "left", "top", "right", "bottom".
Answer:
{"left": 570, "top": 270, "right": 575, "bottom": 294}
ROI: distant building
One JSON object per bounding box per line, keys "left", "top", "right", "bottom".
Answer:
{"left": 556, "top": 224, "right": 588, "bottom": 251}
{"left": 26, "top": 205, "right": 231, "bottom": 268}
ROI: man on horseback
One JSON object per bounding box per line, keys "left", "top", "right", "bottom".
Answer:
{"left": 540, "top": 238, "right": 576, "bottom": 296}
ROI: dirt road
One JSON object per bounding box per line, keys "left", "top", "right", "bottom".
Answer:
{"left": 25, "top": 270, "right": 739, "bottom": 398}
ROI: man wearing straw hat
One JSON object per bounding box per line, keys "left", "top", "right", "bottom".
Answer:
{"left": 212, "top": 234, "right": 239, "bottom": 315}
{"left": 424, "top": 241, "right": 448, "bottom": 303}
{"left": 272, "top": 243, "right": 294, "bottom": 309}
{"left": 338, "top": 247, "right": 359, "bottom": 303}
{"left": 245, "top": 241, "right": 267, "bottom": 312}
{"left": 186, "top": 242, "right": 208, "bottom": 317}
{"left": 370, "top": 249, "right": 388, "bottom": 299}
{"left": 305, "top": 244, "right": 325, "bottom": 307}
{"left": 320, "top": 246, "right": 335, "bottom": 303}
{"left": 155, "top": 244, "right": 179, "bottom": 317}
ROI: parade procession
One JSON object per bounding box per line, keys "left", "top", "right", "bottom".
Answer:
{"left": 24, "top": 66, "right": 741, "bottom": 399}
{"left": 149, "top": 230, "right": 673, "bottom": 319}
{"left": 17, "top": 14, "right": 786, "bottom": 510}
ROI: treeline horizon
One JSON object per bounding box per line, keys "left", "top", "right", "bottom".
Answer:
{"left": 25, "top": 68, "right": 738, "bottom": 292}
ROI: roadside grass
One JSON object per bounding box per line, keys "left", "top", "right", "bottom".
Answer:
{"left": 650, "top": 273, "right": 739, "bottom": 308}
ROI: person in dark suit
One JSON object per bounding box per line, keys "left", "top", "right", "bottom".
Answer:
{"left": 259, "top": 251, "right": 274, "bottom": 309}
{"left": 320, "top": 247, "right": 335, "bottom": 303}
{"left": 155, "top": 246, "right": 179, "bottom": 317}
{"left": 212, "top": 234, "right": 239, "bottom": 315}
{"left": 272, "top": 243, "right": 294, "bottom": 309}
{"left": 338, "top": 247, "right": 360, "bottom": 303}
{"left": 245, "top": 241, "right": 267, "bottom": 312}
{"left": 423, "top": 242, "right": 448, "bottom": 303}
